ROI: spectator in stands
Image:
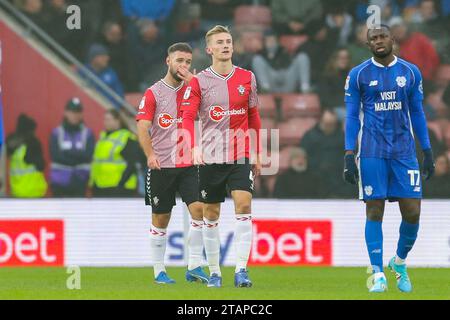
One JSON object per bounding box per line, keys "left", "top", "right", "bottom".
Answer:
{"left": 80, "top": 43, "right": 124, "bottom": 109}
{"left": 90, "top": 110, "right": 145, "bottom": 197}
{"left": 325, "top": 4, "right": 354, "bottom": 47}
{"left": 49, "top": 98, "right": 95, "bottom": 197}
{"left": 273, "top": 147, "right": 322, "bottom": 198}
{"left": 16, "top": 0, "right": 46, "bottom": 28}
{"left": 410, "top": 0, "right": 450, "bottom": 61}
{"left": 318, "top": 48, "right": 352, "bottom": 120}
{"left": 128, "top": 19, "right": 167, "bottom": 91}
{"left": 6, "top": 114, "right": 47, "bottom": 198}
{"left": 390, "top": 17, "right": 440, "bottom": 82}
{"left": 42, "top": 0, "right": 86, "bottom": 61}
{"left": 171, "top": 1, "right": 203, "bottom": 45}
{"left": 252, "top": 29, "right": 311, "bottom": 93}
{"left": 443, "top": 83, "right": 450, "bottom": 112}
{"left": 232, "top": 34, "right": 256, "bottom": 71}
{"left": 99, "top": 21, "right": 133, "bottom": 91}
{"left": 297, "top": 20, "right": 339, "bottom": 86}
{"left": 423, "top": 154, "right": 450, "bottom": 198}
{"left": 120, "top": 0, "right": 176, "bottom": 22}
{"left": 196, "top": 0, "right": 240, "bottom": 32}
{"left": 192, "top": 45, "right": 212, "bottom": 73}
{"left": 120, "top": 0, "right": 175, "bottom": 46}
{"left": 415, "top": 127, "right": 447, "bottom": 166}
{"left": 271, "top": 0, "right": 323, "bottom": 35}
{"left": 300, "top": 110, "right": 355, "bottom": 198}
{"left": 347, "top": 23, "right": 372, "bottom": 65}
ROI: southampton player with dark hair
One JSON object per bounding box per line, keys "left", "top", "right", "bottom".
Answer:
{"left": 136, "top": 43, "right": 209, "bottom": 284}
{"left": 181, "top": 25, "right": 262, "bottom": 288}
{"left": 343, "top": 25, "right": 435, "bottom": 293}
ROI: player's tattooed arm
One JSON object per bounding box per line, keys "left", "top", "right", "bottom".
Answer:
{"left": 137, "top": 120, "right": 160, "bottom": 170}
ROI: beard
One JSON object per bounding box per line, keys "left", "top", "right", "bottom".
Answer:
{"left": 372, "top": 46, "right": 393, "bottom": 58}
{"left": 169, "top": 68, "right": 182, "bottom": 82}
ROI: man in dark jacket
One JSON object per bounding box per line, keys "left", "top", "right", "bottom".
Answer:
{"left": 300, "top": 110, "right": 355, "bottom": 198}
{"left": 49, "top": 98, "right": 95, "bottom": 197}
{"left": 252, "top": 29, "right": 311, "bottom": 93}
{"left": 6, "top": 114, "right": 47, "bottom": 197}
{"left": 273, "top": 147, "right": 322, "bottom": 198}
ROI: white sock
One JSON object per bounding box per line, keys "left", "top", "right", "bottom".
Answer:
{"left": 234, "top": 214, "right": 253, "bottom": 272}
{"left": 188, "top": 219, "right": 204, "bottom": 271}
{"left": 203, "top": 218, "right": 221, "bottom": 276}
{"left": 395, "top": 255, "right": 406, "bottom": 265}
{"left": 149, "top": 225, "right": 167, "bottom": 278}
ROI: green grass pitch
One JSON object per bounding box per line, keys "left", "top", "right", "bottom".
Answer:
{"left": 1, "top": 266, "right": 449, "bottom": 300}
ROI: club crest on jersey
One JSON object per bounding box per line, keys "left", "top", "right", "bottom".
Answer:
{"left": 364, "top": 185, "right": 373, "bottom": 196}
{"left": 396, "top": 76, "right": 406, "bottom": 88}
{"left": 237, "top": 85, "right": 246, "bottom": 96}
{"left": 344, "top": 76, "right": 350, "bottom": 90}
{"left": 158, "top": 113, "right": 182, "bottom": 129}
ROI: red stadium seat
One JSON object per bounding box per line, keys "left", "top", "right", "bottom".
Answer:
{"left": 279, "top": 35, "right": 308, "bottom": 55}
{"left": 125, "top": 93, "right": 144, "bottom": 110}
{"left": 234, "top": 5, "right": 272, "bottom": 27}
{"left": 281, "top": 94, "right": 321, "bottom": 118}
{"left": 258, "top": 94, "right": 277, "bottom": 117}
{"left": 278, "top": 117, "right": 317, "bottom": 146}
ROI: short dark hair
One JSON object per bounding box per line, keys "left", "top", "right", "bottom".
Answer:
{"left": 367, "top": 24, "right": 391, "bottom": 40}
{"left": 167, "top": 42, "right": 193, "bottom": 55}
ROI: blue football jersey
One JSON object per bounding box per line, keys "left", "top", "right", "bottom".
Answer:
{"left": 344, "top": 56, "right": 424, "bottom": 159}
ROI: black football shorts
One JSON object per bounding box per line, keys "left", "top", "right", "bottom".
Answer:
{"left": 198, "top": 158, "right": 254, "bottom": 203}
{"left": 145, "top": 166, "right": 199, "bottom": 213}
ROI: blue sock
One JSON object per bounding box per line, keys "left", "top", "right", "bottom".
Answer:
{"left": 365, "top": 220, "right": 383, "bottom": 273}
{"left": 396, "top": 220, "right": 419, "bottom": 260}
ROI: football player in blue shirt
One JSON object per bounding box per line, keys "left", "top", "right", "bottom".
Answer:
{"left": 343, "top": 25, "right": 435, "bottom": 293}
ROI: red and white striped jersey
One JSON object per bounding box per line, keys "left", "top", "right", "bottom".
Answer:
{"left": 181, "top": 66, "right": 260, "bottom": 163}
{"left": 136, "top": 80, "right": 191, "bottom": 168}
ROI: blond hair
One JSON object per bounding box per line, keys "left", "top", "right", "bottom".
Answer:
{"left": 205, "top": 25, "right": 231, "bottom": 45}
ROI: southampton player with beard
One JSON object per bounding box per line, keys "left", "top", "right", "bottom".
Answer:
{"left": 136, "top": 43, "right": 209, "bottom": 284}
{"left": 343, "top": 25, "right": 435, "bottom": 293}
{"left": 181, "top": 26, "right": 262, "bottom": 288}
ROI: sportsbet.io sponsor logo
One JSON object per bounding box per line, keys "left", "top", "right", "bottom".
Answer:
{"left": 157, "top": 113, "right": 182, "bottom": 129}
{"left": 209, "top": 105, "right": 246, "bottom": 122}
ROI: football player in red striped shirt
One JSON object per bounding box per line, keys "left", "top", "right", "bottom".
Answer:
{"left": 136, "top": 43, "right": 208, "bottom": 285}
{"left": 181, "top": 26, "right": 262, "bottom": 288}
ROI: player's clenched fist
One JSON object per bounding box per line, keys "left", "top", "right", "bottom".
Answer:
{"left": 147, "top": 153, "right": 161, "bottom": 170}
{"left": 343, "top": 153, "right": 358, "bottom": 184}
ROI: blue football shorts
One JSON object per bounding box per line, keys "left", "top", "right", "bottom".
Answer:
{"left": 357, "top": 157, "right": 422, "bottom": 201}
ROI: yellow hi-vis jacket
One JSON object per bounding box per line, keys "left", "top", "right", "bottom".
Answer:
{"left": 90, "top": 129, "right": 137, "bottom": 190}
{"left": 9, "top": 144, "right": 48, "bottom": 197}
